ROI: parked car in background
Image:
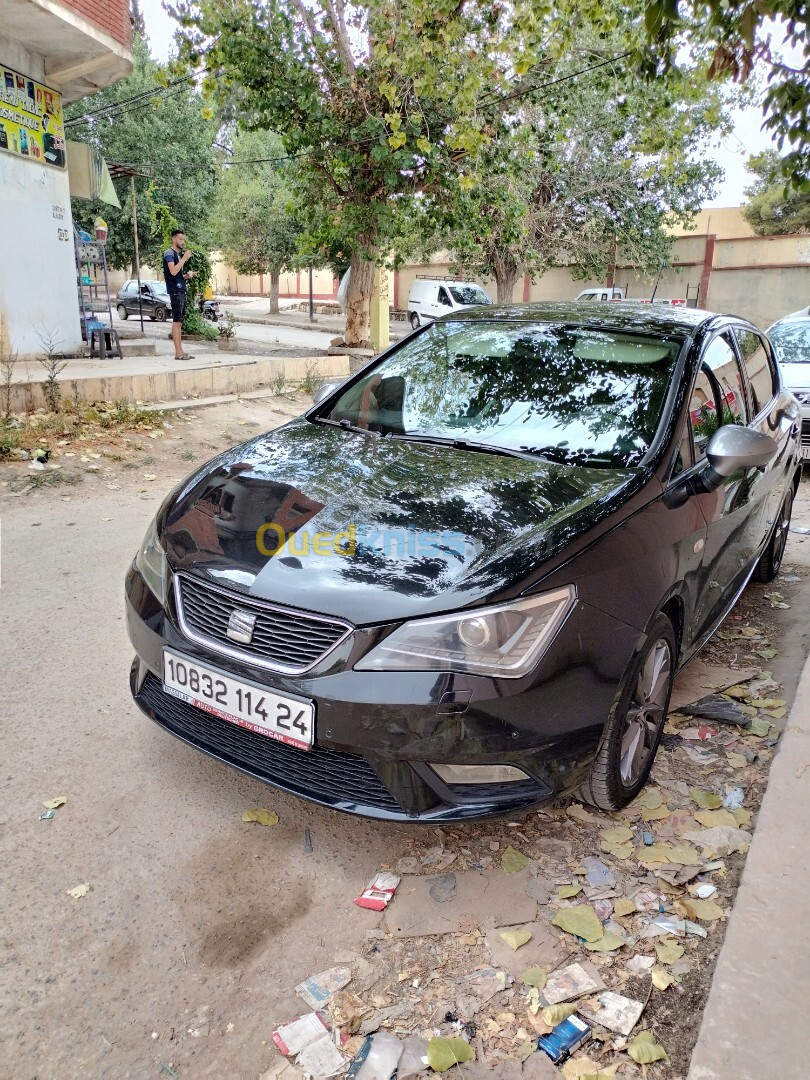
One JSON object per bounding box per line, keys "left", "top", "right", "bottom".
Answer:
{"left": 407, "top": 278, "right": 492, "bottom": 329}
{"left": 767, "top": 314, "right": 810, "bottom": 460}
{"left": 126, "top": 302, "right": 801, "bottom": 822}
{"left": 574, "top": 286, "right": 625, "bottom": 301}
{"left": 117, "top": 280, "right": 171, "bottom": 322}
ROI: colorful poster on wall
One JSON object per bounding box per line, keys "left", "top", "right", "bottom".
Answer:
{"left": 0, "top": 63, "right": 66, "bottom": 169}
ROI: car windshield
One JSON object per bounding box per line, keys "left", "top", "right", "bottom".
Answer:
{"left": 322, "top": 321, "right": 684, "bottom": 468}
{"left": 769, "top": 321, "right": 810, "bottom": 364}
{"left": 147, "top": 280, "right": 167, "bottom": 293}
{"left": 449, "top": 285, "right": 492, "bottom": 306}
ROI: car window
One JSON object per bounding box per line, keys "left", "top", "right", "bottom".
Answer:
{"left": 702, "top": 334, "right": 749, "bottom": 424}
{"left": 449, "top": 285, "right": 491, "bottom": 306}
{"left": 580, "top": 292, "right": 596, "bottom": 300}
{"left": 323, "top": 321, "right": 685, "bottom": 469}
{"left": 735, "top": 328, "right": 776, "bottom": 414}
{"left": 689, "top": 368, "right": 720, "bottom": 460}
{"left": 437, "top": 287, "right": 452, "bottom": 307}
{"left": 768, "top": 320, "right": 810, "bottom": 364}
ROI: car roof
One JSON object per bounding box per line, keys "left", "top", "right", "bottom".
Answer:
{"left": 444, "top": 300, "right": 727, "bottom": 335}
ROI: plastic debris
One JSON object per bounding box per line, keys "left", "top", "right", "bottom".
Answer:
{"left": 628, "top": 1030, "right": 668, "bottom": 1064}
{"left": 396, "top": 1037, "right": 429, "bottom": 1079}
{"left": 500, "top": 928, "right": 532, "bottom": 951}
{"left": 626, "top": 954, "right": 656, "bottom": 974}
{"left": 552, "top": 905, "right": 603, "bottom": 942}
{"left": 643, "top": 831, "right": 654, "bottom": 846}
{"left": 241, "top": 808, "right": 279, "bottom": 826}
{"left": 501, "top": 845, "right": 532, "bottom": 873}
{"left": 651, "top": 965, "right": 675, "bottom": 990}
{"left": 691, "top": 883, "right": 717, "bottom": 899}
{"left": 582, "top": 857, "right": 615, "bottom": 888}
{"left": 67, "top": 883, "right": 90, "bottom": 898}
{"left": 354, "top": 1032, "right": 403, "bottom": 1080}
{"left": 681, "top": 694, "right": 749, "bottom": 726}
{"left": 579, "top": 991, "right": 644, "bottom": 1036}
{"left": 723, "top": 786, "right": 745, "bottom": 810}
{"left": 296, "top": 967, "right": 352, "bottom": 1009}
{"left": 355, "top": 873, "right": 400, "bottom": 911}
{"left": 39, "top": 810, "right": 55, "bottom": 820}
{"left": 297, "top": 1034, "right": 347, "bottom": 1077}
{"left": 272, "top": 1012, "right": 331, "bottom": 1055}
{"left": 304, "top": 828, "right": 313, "bottom": 853}
{"left": 43, "top": 796, "right": 67, "bottom": 810}
{"left": 682, "top": 825, "right": 752, "bottom": 855}
{"left": 537, "top": 1014, "right": 592, "bottom": 1064}
{"left": 426, "top": 1036, "right": 473, "bottom": 1071}
{"left": 542, "top": 962, "right": 603, "bottom": 1004}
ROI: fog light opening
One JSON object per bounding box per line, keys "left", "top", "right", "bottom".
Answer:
{"left": 430, "top": 763, "right": 530, "bottom": 785}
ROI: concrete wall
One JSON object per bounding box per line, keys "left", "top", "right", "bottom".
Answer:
{"left": 212, "top": 260, "right": 341, "bottom": 299}
{"left": 0, "top": 37, "right": 82, "bottom": 359}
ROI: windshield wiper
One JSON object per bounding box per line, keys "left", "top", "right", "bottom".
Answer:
{"left": 386, "top": 432, "right": 543, "bottom": 461}
{"left": 313, "top": 417, "right": 382, "bottom": 437}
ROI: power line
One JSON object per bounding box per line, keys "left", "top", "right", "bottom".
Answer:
{"left": 65, "top": 69, "right": 217, "bottom": 126}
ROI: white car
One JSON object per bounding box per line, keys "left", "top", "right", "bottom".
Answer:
{"left": 767, "top": 315, "right": 810, "bottom": 460}
{"left": 407, "top": 279, "right": 492, "bottom": 329}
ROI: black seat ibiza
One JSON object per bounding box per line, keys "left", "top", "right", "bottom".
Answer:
{"left": 126, "top": 303, "right": 801, "bottom": 820}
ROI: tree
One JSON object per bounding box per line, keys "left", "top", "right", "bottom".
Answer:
{"left": 65, "top": 33, "right": 218, "bottom": 273}
{"left": 438, "top": 59, "right": 724, "bottom": 301}
{"left": 168, "top": 0, "right": 594, "bottom": 345}
{"left": 210, "top": 129, "right": 304, "bottom": 312}
{"left": 638, "top": 0, "right": 809, "bottom": 185}
{"left": 742, "top": 150, "right": 810, "bottom": 235}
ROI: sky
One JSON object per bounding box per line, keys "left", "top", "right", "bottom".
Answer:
{"left": 139, "top": 0, "right": 782, "bottom": 209}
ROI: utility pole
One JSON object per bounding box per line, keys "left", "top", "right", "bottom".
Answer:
{"left": 130, "top": 173, "right": 144, "bottom": 333}
{"left": 309, "top": 264, "right": 314, "bottom": 321}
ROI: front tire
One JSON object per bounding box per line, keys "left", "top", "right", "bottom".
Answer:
{"left": 580, "top": 612, "right": 676, "bottom": 811}
{"left": 754, "top": 485, "right": 793, "bottom": 583}
{"left": 409, "top": 311, "right": 420, "bottom": 330}
{"left": 117, "top": 304, "right": 128, "bottom": 320}
{"left": 155, "top": 307, "right": 167, "bottom": 322}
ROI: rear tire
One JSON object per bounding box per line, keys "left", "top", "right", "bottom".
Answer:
{"left": 409, "top": 311, "right": 420, "bottom": 330}
{"left": 580, "top": 612, "right": 676, "bottom": 811}
{"left": 754, "top": 485, "right": 793, "bottom": 583}
{"left": 155, "top": 307, "right": 167, "bottom": 323}
{"left": 117, "top": 304, "right": 128, "bottom": 320}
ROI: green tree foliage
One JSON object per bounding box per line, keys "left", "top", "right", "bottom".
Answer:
{"left": 210, "top": 129, "right": 304, "bottom": 312}
{"left": 742, "top": 150, "right": 810, "bottom": 235}
{"left": 639, "top": 0, "right": 809, "bottom": 185}
{"left": 436, "top": 58, "right": 724, "bottom": 301}
{"left": 65, "top": 33, "right": 218, "bottom": 272}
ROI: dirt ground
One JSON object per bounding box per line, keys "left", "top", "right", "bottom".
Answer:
{"left": 1, "top": 394, "right": 808, "bottom": 1080}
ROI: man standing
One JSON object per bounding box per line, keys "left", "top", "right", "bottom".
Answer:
{"left": 163, "top": 229, "right": 196, "bottom": 360}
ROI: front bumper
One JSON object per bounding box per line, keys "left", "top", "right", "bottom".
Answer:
{"left": 126, "top": 566, "right": 641, "bottom": 821}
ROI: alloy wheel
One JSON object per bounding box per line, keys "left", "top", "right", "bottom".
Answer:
{"left": 619, "top": 639, "right": 671, "bottom": 786}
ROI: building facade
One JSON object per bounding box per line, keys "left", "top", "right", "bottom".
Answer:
{"left": 0, "top": 0, "right": 132, "bottom": 358}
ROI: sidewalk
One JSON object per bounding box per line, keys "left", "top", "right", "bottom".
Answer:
{"left": 221, "top": 296, "right": 408, "bottom": 340}
{"left": 688, "top": 651, "right": 810, "bottom": 1078}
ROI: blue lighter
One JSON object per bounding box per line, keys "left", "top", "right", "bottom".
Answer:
{"left": 536, "top": 1015, "right": 592, "bottom": 1064}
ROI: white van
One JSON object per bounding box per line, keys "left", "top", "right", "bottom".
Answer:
{"left": 574, "top": 287, "right": 625, "bottom": 301}
{"left": 407, "top": 279, "right": 492, "bottom": 329}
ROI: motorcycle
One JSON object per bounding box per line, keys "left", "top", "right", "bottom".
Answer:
{"left": 201, "top": 299, "right": 221, "bottom": 322}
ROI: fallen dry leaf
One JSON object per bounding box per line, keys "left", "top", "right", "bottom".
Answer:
{"left": 655, "top": 939, "right": 684, "bottom": 965}
{"left": 613, "top": 898, "right": 637, "bottom": 917}
{"left": 67, "top": 883, "right": 91, "bottom": 899}
{"left": 651, "top": 966, "right": 675, "bottom": 990}
{"left": 500, "top": 928, "right": 532, "bottom": 951}
{"left": 501, "top": 845, "right": 532, "bottom": 873}
{"left": 552, "top": 905, "right": 603, "bottom": 942}
{"left": 682, "top": 898, "right": 724, "bottom": 922}
{"left": 241, "top": 809, "right": 279, "bottom": 826}
{"left": 690, "top": 789, "right": 723, "bottom": 809}
{"left": 584, "top": 931, "right": 625, "bottom": 952}
{"left": 628, "top": 1030, "right": 668, "bottom": 1064}
{"left": 42, "top": 796, "right": 67, "bottom": 810}
{"left": 542, "top": 1002, "right": 578, "bottom": 1026}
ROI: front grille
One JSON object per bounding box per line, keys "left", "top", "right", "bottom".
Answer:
{"left": 175, "top": 574, "right": 351, "bottom": 673}
{"left": 802, "top": 418, "right": 810, "bottom": 447}
{"left": 138, "top": 674, "right": 402, "bottom": 812}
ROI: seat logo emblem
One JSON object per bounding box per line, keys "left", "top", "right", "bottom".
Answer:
{"left": 226, "top": 608, "right": 257, "bottom": 644}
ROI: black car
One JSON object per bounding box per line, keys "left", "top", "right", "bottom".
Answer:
{"left": 126, "top": 303, "right": 802, "bottom": 821}
{"left": 117, "top": 280, "right": 171, "bottom": 322}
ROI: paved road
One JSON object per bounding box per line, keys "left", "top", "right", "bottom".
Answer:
{"left": 113, "top": 307, "right": 337, "bottom": 353}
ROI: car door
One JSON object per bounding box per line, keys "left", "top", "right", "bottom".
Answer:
{"left": 121, "top": 281, "right": 135, "bottom": 312}
{"left": 733, "top": 325, "right": 794, "bottom": 543}
{"left": 688, "top": 331, "right": 769, "bottom": 638}
{"left": 434, "top": 286, "right": 453, "bottom": 320}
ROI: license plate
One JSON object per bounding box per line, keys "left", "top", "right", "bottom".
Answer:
{"left": 162, "top": 649, "right": 314, "bottom": 750}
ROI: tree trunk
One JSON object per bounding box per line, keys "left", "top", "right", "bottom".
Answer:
{"left": 267, "top": 270, "right": 280, "bottom": 314}
{"left": 494, "top": 265, "right": 521, "bottom": 304}
{"left": 344, "top": 249, "right": 376, "bottom": 347}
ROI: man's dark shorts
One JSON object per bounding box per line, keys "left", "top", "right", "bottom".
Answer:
{"left": 170, "top": 292, "right": 186, "bottom": 323}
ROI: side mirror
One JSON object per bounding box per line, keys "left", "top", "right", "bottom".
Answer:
{"left": 311, "top": 381, "right": 342, "bottom": 406}
{"left": 702, "top": 425, "right": 778, "bottom": 489}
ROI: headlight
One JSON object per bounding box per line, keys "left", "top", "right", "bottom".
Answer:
{"left": 134, "top": 515, "right": 167, "bottom": 605}
{"left": 355, "top": 586, "right": 575, "bottom": 678}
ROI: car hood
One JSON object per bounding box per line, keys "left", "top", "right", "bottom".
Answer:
{"left": 781, "top": 362, "right": 810, "bottom": 392}
{"left": 161, "top": 420, "right": 643, "bottom": 624}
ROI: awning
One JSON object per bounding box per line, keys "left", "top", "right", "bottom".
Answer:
{"left": 67, "top": 141, "right": 121, "bottom": 208}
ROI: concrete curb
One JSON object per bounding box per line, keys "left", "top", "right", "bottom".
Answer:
{"left": 687, "top": 652, "right": 810, "bottom": 1078}
{"left": 10, "top": 354, "right": 350, "bottom": 411}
